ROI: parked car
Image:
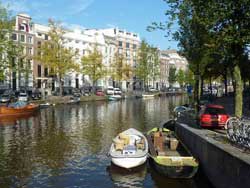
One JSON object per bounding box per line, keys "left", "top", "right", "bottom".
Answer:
{"left": 114, "top": 87, "right": 122, "bottom": 95}
{"left": 148, "top": 87, "right": 157, "bottom": 92}
{"left": 199, "top": 104, "right": 229, "bottom": 128}
{"left": 96, "top": 90, "right": 105, "bottom": 96}
{"left": 31, "top": 90, "right": 42, "bottom": 100}
{"left": 0, "top": 94, "right": 11, "bottom": 103}
{"left": 18, "top": 92, "right": 29, "bottom": 102}
{"left": 106, "top": 86, "right": 114, "bottom": 95}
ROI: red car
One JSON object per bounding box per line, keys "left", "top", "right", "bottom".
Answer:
{"left": 95, "top": 90, "right": 105, "bottom": 96}
{"left": 199, "top": 104, "right": 229, "bottom": 128}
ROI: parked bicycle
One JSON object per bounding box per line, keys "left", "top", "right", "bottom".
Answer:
{"left": 225, "top": 116, "right": 250, "bottom": 149}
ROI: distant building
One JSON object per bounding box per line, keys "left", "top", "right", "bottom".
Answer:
{"left": 3, "top": 13, "right": 190, "bottom": 95}
{"left": 86, "top": 28, "right": 141, "bottom": 91}
{"left": 5, "top": 13, "right": 35, "bottom": 91}
{"left": 160, "top": 50, "right": 188, "bottom": 88}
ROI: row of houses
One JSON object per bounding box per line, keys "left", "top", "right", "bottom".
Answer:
{"left": 1, "top": 13, "right": 188, "bottom": 95}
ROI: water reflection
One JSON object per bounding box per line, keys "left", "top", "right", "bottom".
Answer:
{"left": 107, "top": 163, "right": 147, "bottom": 188}
{"left": 0, "top": 96, "right": 213, "bottom": 188}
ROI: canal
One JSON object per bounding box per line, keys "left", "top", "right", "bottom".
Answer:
{"left": 0, "top": 96, "right": 214, "bottom": 188}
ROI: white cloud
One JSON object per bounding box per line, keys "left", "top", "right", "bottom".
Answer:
{"left": 2, "top": 0, "right": 94, "bottom": 20}
{"left": 68, "top": 0, "right": 94, "bottom": 15}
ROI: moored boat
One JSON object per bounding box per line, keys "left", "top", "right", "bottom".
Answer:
{"left": 108, "top": 94, "right": 122, "bottom": 101}
{"left": 142, "top": 93, "right": 155, "bottom": 99}
{"left": 0, "top": 102, "right": 39, "bottom": 118}
{"left": 147, "top": 127, "right": 198, "bottom": 178}
{"left": 109, "top": 128, "right": 148, "bottom": 169}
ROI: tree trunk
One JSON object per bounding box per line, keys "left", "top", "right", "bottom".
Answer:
{"left": 210, "top": 75, "right": 212, "bottom": 96}
{"left": 59, "top": 75, "right": 63, "bottom": 96}
{"left": 194, "top": 75, "right": 200, "bottom": 114}
{"left": 233, "top": 65, "right": 243, "bottom": 117}
{"left": 224, "top": 74, "right": 228, "bottom": 96}
{"left": 200, "top": 76, "right": 204, "bottom": 96}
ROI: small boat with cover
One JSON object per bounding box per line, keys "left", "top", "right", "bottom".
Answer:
{"left": 147, "top": 127, "right": 198, "bottom": 178}
{"left": 109, "top": 128, "right": 148, "bottom": 169}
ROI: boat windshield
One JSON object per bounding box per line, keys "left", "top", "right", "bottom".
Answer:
{"left": 8, "top": 101, "right": 27, "bottom": 108}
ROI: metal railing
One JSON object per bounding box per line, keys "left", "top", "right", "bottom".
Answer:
{"left": 226, "top": 117, "right": 250, "bottom": 149}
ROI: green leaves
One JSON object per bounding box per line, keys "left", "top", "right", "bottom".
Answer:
{"left": 81, "top": 45, "right": 105, "bottom": 87}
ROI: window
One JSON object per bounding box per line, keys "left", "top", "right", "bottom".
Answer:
{"left": 28, "top": 36, "right": 33, "bottom": 43}
{"left": 44, "top": 34, "right": 48, "bottom": 40}
{"left": 12, "top": 33, "right": 17, "bottom": 40}
{"left": 20, "top": 35, "right": 25, "bottom": 42}
{"left": 82, "top": 50, "right": 85, "bottom": 55}
{"left": 126, "top": 42, "right": 130, "bottom": 48}
{"left": 19, "top": 24, "right": 25, "bottom": 31}
{"left": 118, "top": 48, "right": 123, "bottom": 54}
{"left": 118, "top": 41, "right": 123, "bottom": 47}
{"left": 126, "top": 50, "right": 130, "bottom": 57}
{"left": 37, "top": 80, "right": 41, "bottom": 88}
{"left": 133, "top": 51, "right": 137, "bottom": 58}
{"left": 28, "top": 48, "right": 32, "bottom": 55}
{"left": 75, "top": 40, "right": 79, "bottom": 43}
{"left": 44, "top": 67, "right": 48, "bottom": 77}
{"left": 37, "top": 41, "right": 41, "bottom": 47}
{"left": 38, "top": 33, "right": 42, "bottom": 36}
{"left": 133, "top": 44, "right": 137, "bottom": 49}
{"left": 38, "top": 65, "right": 41, "bottom": 77}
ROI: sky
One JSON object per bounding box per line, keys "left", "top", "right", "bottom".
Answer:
{"left": 2, "top": 0, "right": 179, "bottom": 50}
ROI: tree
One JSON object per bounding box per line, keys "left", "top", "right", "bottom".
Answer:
{"left": 149, "top": 0, "right": 250, "bottom": 116}
{"left": 185, "top": 68, "right": 195, "bottom": 86}
{"left": 81, "top": 45, "right": 105, "bottom": 92}
{"left": 168, "top": 66, "right": 177, "bottom": 87}
{"left": 135, "top": 40, "right": 150, "bottom": 90}
{"left": 110, "top": 52, "right": 133, "bottom": 88}
{"left": 176, "top": 69, "right": 185, "bottom": 87}
{"left": 0, "top": 3, "right": 19, "bottom": 84}
{"left": 35, "top": 19, "right": 79, "bottom": 96}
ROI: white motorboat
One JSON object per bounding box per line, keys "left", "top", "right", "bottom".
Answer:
{"left": 108, "top": 94, "right": 122, "bottom": 101}
{"left": 109, "top": 128, "right": 148, "bottom": 169}
{"left": 142, "top": 93, "right": 155, "bottom": 99}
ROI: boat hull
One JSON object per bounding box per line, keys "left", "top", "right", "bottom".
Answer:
{"left": 150, "top": 157, "right": 198, "bottom": 178}
{"left": 112, "top": 155, "right": 147, "bottom": 169}
{"left": 0, "top": 104, "right": 39, "bottom": 117}
{"left": 147, "top": 127, "right": 199, "bottom": 178}
{"left": 108, "top": 95, "right": 122, "bottom": 101}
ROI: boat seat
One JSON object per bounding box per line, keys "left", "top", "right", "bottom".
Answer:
{"left": 154, "top": 134, "right": 165, "bottom": 152}
{"left": 119, "top": 133, "right": 130, "bottom": 145}
{"left": 114, "top": 138, "right": 125, "bottom": 151}
{"left": 136, "top": 139, "right": 145, "bottom": 150}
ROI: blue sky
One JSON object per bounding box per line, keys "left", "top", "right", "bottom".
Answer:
{"left": 2, "top": 0, "right": 178, "bottom": 50}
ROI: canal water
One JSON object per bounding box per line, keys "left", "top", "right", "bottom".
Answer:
{"left": 0, "top": 96, "right": 214, "bottom": 188}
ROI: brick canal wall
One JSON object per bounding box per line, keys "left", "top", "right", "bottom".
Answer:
{"left": 176, "top": 123, "right": 250, "bottom": 188}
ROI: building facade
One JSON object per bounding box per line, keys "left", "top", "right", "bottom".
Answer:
{"left": 160, "top": 50, "right": 188, "bottom": 88}
{"left": 7, "top": 13, "right": 35, "bottom": 91}
{"left": 2, "top": 13, "right": 190, "bottom": 95}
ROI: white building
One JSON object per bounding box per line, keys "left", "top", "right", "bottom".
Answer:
{"left": 84, "top": 28, "right": 141, "bottom": 91}
{"left": 160, "top": 50, "right": 188, "bottom": 88}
